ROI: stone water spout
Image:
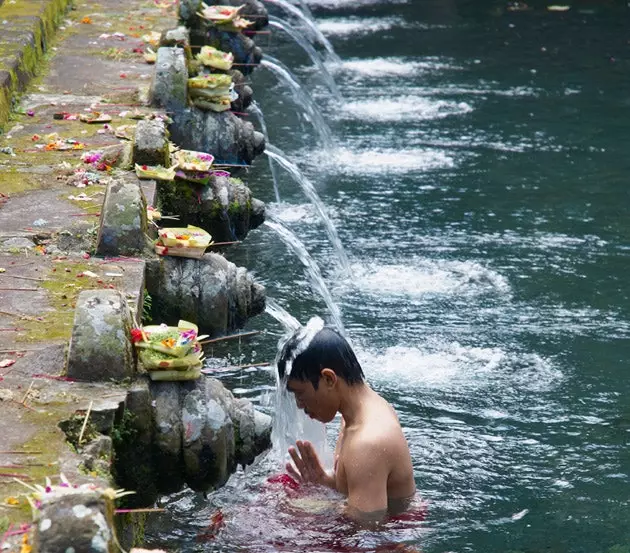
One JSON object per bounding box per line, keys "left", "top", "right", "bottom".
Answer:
{"left": 145, "top": 253, "right": 266, "bottom": 335}
{"left": 150, "top": 377, "right": 272, "bottom": 493}
{"left": 158, "top": 171, "right": 265, "bottom": 243}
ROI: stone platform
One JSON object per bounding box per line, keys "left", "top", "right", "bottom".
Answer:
{"left": 0, "top": 0, "right": 178, "bottom": 541}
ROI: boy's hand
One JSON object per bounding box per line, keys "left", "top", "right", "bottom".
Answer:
{"left": 286, "top": 440, "right": 336, "bottom": 489}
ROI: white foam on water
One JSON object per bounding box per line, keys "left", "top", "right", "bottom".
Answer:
{"left": 325, "top": 147, "right": 455, "bottom": 174}
{"left": 356, "top": 341, "right": 562, "bottom": 393}
{"left": 338, "top": 96, "right": 473, "bottom": 122}
{"left": 317, "top": 16, "right": 407, "bottom": 37}
{"left": 335, "top": 57, "right": 460, "bottom": 77}
{"left": 397, "top": 83, "right": 543, "bottom": 99}
{"left": 349, "top": 259, "right": 511, "bottom": 297}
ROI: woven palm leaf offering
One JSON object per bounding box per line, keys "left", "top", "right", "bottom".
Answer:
{"left": 172, "top": 149, "right": 215, "bottom": 185}
{"left": 188, "top": 73, "right": 237, "bottom": 112}
{"left": 196, "top": 46, "right": 234, "bottom": 71}
{"left": 135, "top": 164, "right": 177, "bottom": 181}
{"left": 197, "top": 4, "right": 253, "bottom": 31}
{"left": 154, "top": 225, "right": 213, "bottom": 259}
{"left": 132, "top": 320, "right": 208, "bottom": 381}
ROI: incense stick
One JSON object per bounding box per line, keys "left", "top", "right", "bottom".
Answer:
{"left": 0, "top": 288, "right": 40, "bottom": 292}
{"left": 78, "top": 400, "right": 94, "bottom": 445}
{"left": 202, "top": 362, "right": 270, "bottom": 372}
{"left": 198, "top": 330, "right": 260, "bottom": 345}
{"left": 0, "top": 274, "right": 46, "bottom": 282}
{"left": 20, "top": 381, "right": 34, "bottom": 404}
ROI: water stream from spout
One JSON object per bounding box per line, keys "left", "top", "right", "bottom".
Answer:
{"left": 265, "top": 144, "right": 351, "bottom": 273}
{"left": 296, "top": 0, "right": 315, "bottom": 21}
{"left": 248, "top": 102, "right": 281, "bottom": 203}
{"left": 265, "top": 296, "right": 301, "bottom": 333}
{"left": 263, "top": 0, "right": 341, "bottom": 63}
{"left": 264, "top": 219, "right": 345, "bottom": 334}
{"left": 263, "top": 297, "right": 331, "bottom": 467}
{"left": 260, "top": 57, "right": 334, "bottom": 150}
{"left": 268, "top": 16, "right": 342, "bottom": 101}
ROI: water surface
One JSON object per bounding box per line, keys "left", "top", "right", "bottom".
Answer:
{"left": 148, "top": 1, "right": 630, "bottom": 551}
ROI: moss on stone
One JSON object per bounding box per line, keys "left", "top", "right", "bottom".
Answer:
{"left": 0, "top": 407, "right": 82, "bottom": 527}
{"left": 58, "top": 413, "right": 100, "bottom": 449}
{"left": 111, "top": 410, "right": 157, "bottom": 508}
{"left": 0, "top": 0, "right": 73, "bottom": 132}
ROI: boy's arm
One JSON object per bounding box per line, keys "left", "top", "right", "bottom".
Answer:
{"left": 343, "top": 437, "right": 388, "bottom": 522}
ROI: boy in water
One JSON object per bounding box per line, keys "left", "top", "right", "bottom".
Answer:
{"left": 277, "top": 318, "right": 416, "bottom": 522}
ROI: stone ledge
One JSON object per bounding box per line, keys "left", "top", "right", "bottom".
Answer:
{"left": 0, "top": 0, "right": 72, "bottom": 131}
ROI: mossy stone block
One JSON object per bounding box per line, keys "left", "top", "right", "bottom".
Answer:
{"left": 96, "top": 179, "right": 151, "bottom": 257}
{"left": 66, "top": 290, "right": 135, "bottom": 382}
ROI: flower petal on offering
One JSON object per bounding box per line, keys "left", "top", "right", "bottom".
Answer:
{"left": 144, "top": 48, "right": 157, "bottom": 64}
{"left": 173, "top": 149, "right": 215, "bottom": 172}
{"left": 198, "top": 3, "right": 243, "bottom": 22}
{"left": 141, "top": 31, "right": 162, "bottom": 48}
{"left": 196, "top": 46, "right": 234, "bottom": 71}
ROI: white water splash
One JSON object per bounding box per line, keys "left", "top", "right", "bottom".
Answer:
{"left": 357, "top": 341, "right": 562, "bottom": 393}
{"left": 334, "top": 57, "right": 461, "bottom": 77}
{"left": 338, "top": 96, "right": 473, "bottom": 122}
{"left": 317, "top": 16, "right": 407, "bottom": 37}
{"left": 326, "top": 147, "right": 455, "bottom": 174}
{"left": 350, "top": 259, "right": 511, "bottom": 297}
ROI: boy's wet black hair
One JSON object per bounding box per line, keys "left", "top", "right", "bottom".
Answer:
{"left": 277, "top": 325, "right": 365, "bottom": 389}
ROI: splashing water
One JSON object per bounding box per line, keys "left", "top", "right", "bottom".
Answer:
{"left": 265, "top": 296, "right": 302, "bottom": 332}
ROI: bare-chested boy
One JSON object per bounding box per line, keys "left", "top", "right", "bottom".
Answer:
{"left": 276, "top": 319, "right": 416, "bottom": 522}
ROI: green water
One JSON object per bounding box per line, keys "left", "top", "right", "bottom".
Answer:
{"left": 149, "top": 1, "right": 630, "bottom": 551}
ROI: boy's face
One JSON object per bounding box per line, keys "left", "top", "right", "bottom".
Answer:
{"left": 287, "top": 374, "right": 337, "bottom": 423}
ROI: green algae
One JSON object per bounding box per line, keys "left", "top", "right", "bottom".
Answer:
{"left": 59, "top": 413, "right": 99, "bottom": 449}
{"left": 16, "top": 261, "right": 106, "bottom": 343}
{"left": 0, "top": 166, "right": 53, "bottom": 195}
{"left": 61, "top": 184, "right": 106, "bottom": 212}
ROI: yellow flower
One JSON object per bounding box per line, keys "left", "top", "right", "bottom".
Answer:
{"left": 6, "top": 496, "right": 20, "bottom": 505}
{"left": 21, "top": 534, "right": 32, "bottom": 553}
